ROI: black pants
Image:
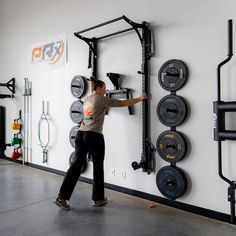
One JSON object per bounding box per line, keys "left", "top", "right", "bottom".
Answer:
{"left": 59, "top": 131, "right": 105, "bottom": 201}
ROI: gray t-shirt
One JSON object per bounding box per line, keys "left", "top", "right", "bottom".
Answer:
{"left": 79, "top": 94, "right": 122, "bottom": 134}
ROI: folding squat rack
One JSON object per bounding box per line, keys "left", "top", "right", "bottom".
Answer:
{"left": 74, "top": 15, "right": 154, "bottom": 174}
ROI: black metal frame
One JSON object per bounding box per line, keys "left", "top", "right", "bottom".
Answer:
{"left": 0, "top": 106, "right": 6, "bottom": 157}
{"left": 74, "top": 15, "right": 154, "bottom": 174}
{"left": 213, "top": 19, "right": 236, "bottom": 224}
{"left": 0, "top": 106, "right": 11, "bottom": 158}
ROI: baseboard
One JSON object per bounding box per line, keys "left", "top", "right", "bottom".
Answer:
{"left": 79, "top": 176, "right": 231, "bottom": 224}
{"left": 0, "top": 156, "right": 233, "bottom": 224}
{"left": 1, "top": 155, "right": 23, "bottom": 164}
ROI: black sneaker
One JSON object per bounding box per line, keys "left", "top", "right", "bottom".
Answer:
{"left": 55, "top": 196, "right": 71, "bottom": 210}
{"left": 92, "top": 198, "right": 108, "bottom": 207}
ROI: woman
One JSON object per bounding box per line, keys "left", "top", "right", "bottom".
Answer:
{"left": 55, "top": 77, "right": 147, "bottom": 210}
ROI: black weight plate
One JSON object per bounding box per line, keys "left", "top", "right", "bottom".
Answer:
{"left": 69, "top": 100, "right": 84, "bottom": 124}
{"left": 71, "top": 75, "right": 87, "bottom": 98}
{"left": 69, "top": 126, "right": 80, "bottom": 148}
{"left": 158, "top": 59, "right": 188, "bottom": 91}
{"left": 156, "top": 130, "right": 187, "bottom": 163}
{"left": 157, "top": 95, "right": 187, "bottom": 127}
{"left": 69, "top": 151, "right": 88, "bottom": 173}
{"left": 156, "top": 166, "right": 187, "bottom": 200}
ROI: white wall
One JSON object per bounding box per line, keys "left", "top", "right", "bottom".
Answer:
{"left": 0, "top": 0, "right": 236, "bottom": 215}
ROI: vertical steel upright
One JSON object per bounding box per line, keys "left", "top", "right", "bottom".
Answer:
{"left": 0, "top": 106, "right": 6, "bottom": 157}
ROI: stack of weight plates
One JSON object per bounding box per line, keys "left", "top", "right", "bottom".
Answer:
{"left": 68, "top": 75, "right": 88, "bottom": 172}
{"left": 156, "top": 59, "right": 190, "bottom": 200}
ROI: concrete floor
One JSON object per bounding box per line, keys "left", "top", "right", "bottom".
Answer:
{"left": 0, "top": 159, "right": 236, "bottom": 236}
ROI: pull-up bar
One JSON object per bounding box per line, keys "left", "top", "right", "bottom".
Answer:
{"left": 75, "top": 16, "right": 124, "bottom": 35}
{"left": 74, "top": 15, "right": 143, "bottom": 43}
{"left": 97, "top": 28, "right": 134, "bottom": 41}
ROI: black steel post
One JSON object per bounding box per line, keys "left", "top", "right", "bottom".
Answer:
{"left": 228, "top": 186, "right": 236, "bottom": 224}
{"left": 92, "top": 40, "right": 97, "bottom": 78}
{"left": 0, "top": 106, "right": 6, "bottom": 156}
{"left": 228, "top": 19, "right": 233, "bottom": 57}
{"left": 139, "top": 22, "right": 154, "bottom": 174}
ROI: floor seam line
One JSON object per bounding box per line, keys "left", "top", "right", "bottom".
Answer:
{"left": 0, "top": 195, "right": 57, "bottom": 214}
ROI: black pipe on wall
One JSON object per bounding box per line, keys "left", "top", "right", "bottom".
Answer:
{"left": 0, "top": 106, "right": 6, "bottom": 156}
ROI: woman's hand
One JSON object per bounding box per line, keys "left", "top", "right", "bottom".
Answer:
{"left": 121, "top": 92, "right": 148, "bottom": 106}
{"left": 139, "top": 92, "right": 148, "bottom": 101}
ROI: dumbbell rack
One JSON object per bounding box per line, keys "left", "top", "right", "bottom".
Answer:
{"left": 156, "top": 59, "right": 189, "bottom": 200}
{"left": 213, "top": 19, "right": 236, "bottom": 224}
{"left": 11, "top": 110, "right": 22, "bottom": 160}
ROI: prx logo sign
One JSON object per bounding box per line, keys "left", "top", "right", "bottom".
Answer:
{"left": 31, "top": 36, "right": 66, "bottom": 70}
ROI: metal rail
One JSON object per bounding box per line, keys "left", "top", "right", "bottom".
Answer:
{"left": 75, "top": 16, "right": 124, "bottom": 35}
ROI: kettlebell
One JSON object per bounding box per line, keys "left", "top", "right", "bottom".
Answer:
{"left": 11, "top": 121, "right": 21, "bottom": 130}
{"left": 11, "top": 136, "right": 21, "bottom": 145}
{"left": 11, "top": 149, "right": 22, "bottom": 160}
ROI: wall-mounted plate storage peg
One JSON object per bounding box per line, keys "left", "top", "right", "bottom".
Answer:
{"left": 158, "top": 59, "right": 188, "bottom": 91}
{"left": 157, "top": 95, "right": 188, "bottom": 127}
